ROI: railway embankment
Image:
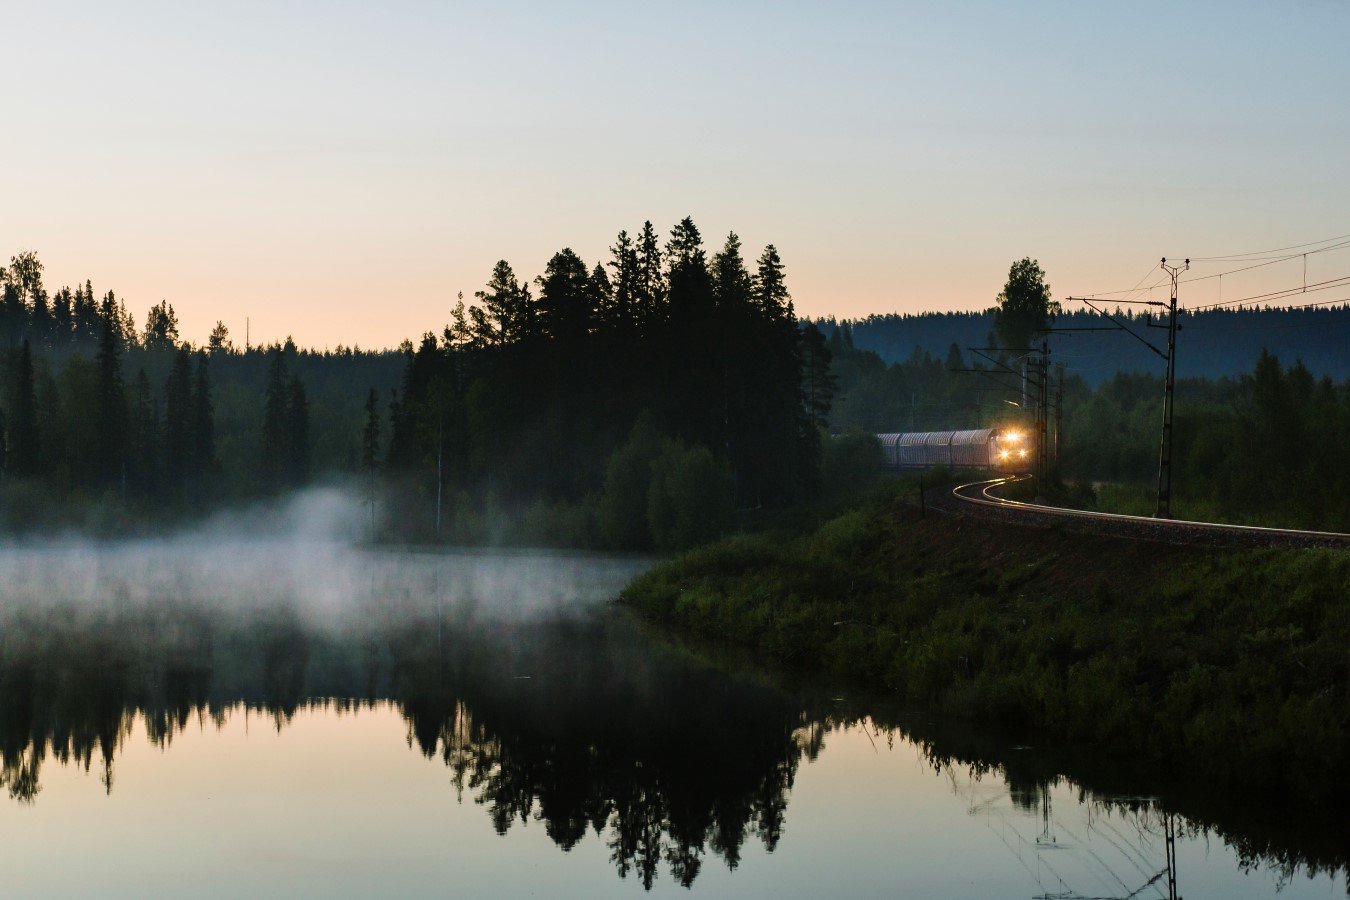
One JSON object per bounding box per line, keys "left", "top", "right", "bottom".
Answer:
{"left": 620, "top": 491, "right": 1350, "bottom": 806}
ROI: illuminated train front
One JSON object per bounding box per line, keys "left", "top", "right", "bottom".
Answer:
{"left": 875, "top": 427, "right": 1032, "bottom": 473}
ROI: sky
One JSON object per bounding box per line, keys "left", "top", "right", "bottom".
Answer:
{"left": 3, "top": 0, "right": 1348, "bottom": 350}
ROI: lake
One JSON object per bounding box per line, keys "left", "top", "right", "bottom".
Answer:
{"left": 0, "top": 539, "right": 1342, "bottom": 898}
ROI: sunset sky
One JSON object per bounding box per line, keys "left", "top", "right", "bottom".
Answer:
{"left": 4, "top": 1, "right": 1348, "bottom": 349}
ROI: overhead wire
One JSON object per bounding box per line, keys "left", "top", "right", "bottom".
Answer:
{"left": 1187, "top": 276, "right": 1350, "bottom": 311}
{"left": 1074, "top": 238, "right": 1350, "bottom": 297}
{"left": 1186, "top": 231, "right": 1350, "bottom": 261}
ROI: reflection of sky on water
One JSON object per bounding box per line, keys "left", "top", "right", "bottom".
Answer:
{"left": 0, "top": 533, "right": 1341, "bottom": 899}
{"left": 0, "top": 706, "right": 1340, "bottom": 899}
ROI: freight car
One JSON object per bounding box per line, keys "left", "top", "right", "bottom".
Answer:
{"left": 875, "top": 428, "right": 1031, "bottom": 472}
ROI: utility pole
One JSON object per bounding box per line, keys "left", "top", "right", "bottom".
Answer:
{"left": 1154, "top": 258, "right": 1188, "bottom": 518}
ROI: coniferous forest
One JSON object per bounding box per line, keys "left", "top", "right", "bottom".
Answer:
{"left": 4, "top": 224, "right": 1346, "bottom": 542}
{"left": 0, "top": 219, "right": 828, "bottom": 548}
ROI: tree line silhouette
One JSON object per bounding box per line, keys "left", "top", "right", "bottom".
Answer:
{"left": 1, "top": 221, "right": 832, "bottom": 547}
{"left": 0, "top": 251, "right": 327, "bottom": 516}
{"left": 378, "top": 218, "right": 828, "bottom": 547}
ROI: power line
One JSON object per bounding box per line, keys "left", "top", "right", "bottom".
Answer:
{"left": 1186, "top": 231, "right": 1350, "bottom": 261}
{"left": 1177, "top": 239, "right": 1350, "bottom": 284}
{"left": 1075, "top": 239, "right": 1350, "bottom": 297}
{"left": 1187, "top": 274, "right": 1350, "bottom": 311}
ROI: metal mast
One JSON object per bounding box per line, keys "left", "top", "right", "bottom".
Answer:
{"left": 1154, "top": 257, "right": 1188, "bottom": 518}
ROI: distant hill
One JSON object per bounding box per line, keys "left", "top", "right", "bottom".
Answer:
{"left": 821, "top": 305, "right": 1350, "bottom": 385}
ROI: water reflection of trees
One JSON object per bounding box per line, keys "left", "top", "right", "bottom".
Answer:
{"left": 0, "top": 598, "right": 1342, "bottom": 891}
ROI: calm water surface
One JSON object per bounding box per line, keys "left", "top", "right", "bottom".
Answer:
{"left": 0, "top": 539, "right": 1343, "bottom": 898}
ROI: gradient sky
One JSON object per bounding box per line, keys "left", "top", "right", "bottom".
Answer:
{"left": 4, "top": 1, "right": 1348, "bottom": 349}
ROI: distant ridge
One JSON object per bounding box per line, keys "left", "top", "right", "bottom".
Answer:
{"left": 820, "top": 305, "right": 1350, "bottom": 385}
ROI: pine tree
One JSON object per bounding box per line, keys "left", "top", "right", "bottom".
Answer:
{"left": 536, "top": 248, "right": 593, "bottom": 344}
{"left": 208, "top": 321, "right": 232, "bottom": 354}
{"left": 143, "top": 301, "right": 180, "bottom": 351}
{"left": 2, "top": 252, "right": 44, "bottom": 345}
{"left": 475, "top": 260, "right": 529, "bottom": 346}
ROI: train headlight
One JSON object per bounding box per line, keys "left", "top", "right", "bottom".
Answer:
{"left": 998, "top": 449, "right": 1010, "bottom": 460}
{"left": 1005, "top": 430, "right": 1022, "bottom": 443}
{"left": 1018, "top": 448, "right": 1028, "bottom": 458}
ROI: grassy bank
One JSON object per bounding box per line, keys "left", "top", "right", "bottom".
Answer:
{"left": 620, "top": 490, "right": 1350, "bottom": 806}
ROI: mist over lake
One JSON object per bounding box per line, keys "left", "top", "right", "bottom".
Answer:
{"left": 0, "top": 493, "right": 1341, "bottom": 897}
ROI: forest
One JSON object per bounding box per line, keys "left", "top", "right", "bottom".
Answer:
{"left": 828, "top": 304, "right": 1350, "bottom": 385}
{"left": 824, "top": 324, "right": 1350, "bottom": 530}
{"left": 0, "top": 221, "right": 829, "bottom": 548}
{"left": 3, "top": 242, "right": 1345, "bottom": 540}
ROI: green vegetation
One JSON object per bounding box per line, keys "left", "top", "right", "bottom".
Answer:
{"left": 4, "top": 244, "right": 1346, "bottom": 540}
{"left": 0, "top": 223, "right": 825, "bottom": 548}
{"left": 825, "top": 326, "right": 1350, "bottom": 531}
{"left": 621, "top": 486, "right": 1350, "bottom": 805}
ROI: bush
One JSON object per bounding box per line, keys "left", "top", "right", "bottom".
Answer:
{"left": 596, "top": 414, "right": 664, "bottom": 550}
{"left": 647, "top": 441, "right": 733, "bottom": 551}
{"left": 819, "top": 432, "right": 881, "bottom": 506}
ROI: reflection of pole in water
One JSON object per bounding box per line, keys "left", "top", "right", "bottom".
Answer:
{"left": 1164, "top": 813, "right": 1179, "bottom": 900}
{"left": 1035, "top": 787, "right": 1058, "bottom": 848}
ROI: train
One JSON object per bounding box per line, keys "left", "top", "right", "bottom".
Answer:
{"left": 875, "top": 427, "right": 1032, "bottom": 472}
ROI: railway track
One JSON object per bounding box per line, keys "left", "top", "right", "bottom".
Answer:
{"left": 934, "top": 475, "right": 1350, "bottom": 550}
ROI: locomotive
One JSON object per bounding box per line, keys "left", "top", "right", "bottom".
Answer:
{"left": 875, "top": 427, "right": 1031, "bottom": 472}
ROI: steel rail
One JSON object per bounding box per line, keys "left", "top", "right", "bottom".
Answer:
{"left": 949, "top": 476, "right": 1350, "bottom": 545}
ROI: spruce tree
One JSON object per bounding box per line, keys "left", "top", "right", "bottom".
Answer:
{"left": 606, "top": 230, "right": 640, "bottom": 333}
{"left": 51, "top": 287, "right": 73, "bottom": 345}
{"left": 664, "top": 217, "right": 718, "bottom": 446}
{"left": 94, "top": 302, "right": 127, "bottom": 488}
{"left": 635, "top": 220, "right": 667, "bottom": 327}
{"left": 73, "top": 281, "right": 99, "bottom": 346}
